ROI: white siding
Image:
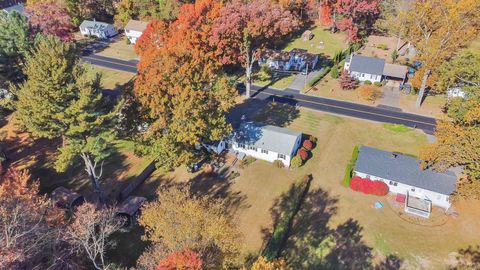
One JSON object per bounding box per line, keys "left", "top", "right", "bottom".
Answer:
{"left": 125, "top": 29, "right": 143, "bottom": 44}
{"left": 350, "top": 71, "right": 382, "bottom": 83}
{"left": 232, "top": 135, "right": 301, "bottom": 167}
{"left": 80, "top": 24, "right": 118, "bottom": 39}
{"left": 354, "top": 171, "right": 452, "bottom": 209}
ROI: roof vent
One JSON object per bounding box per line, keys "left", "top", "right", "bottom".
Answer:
{"left": 391, "top": 153, "right": 399, "bottom": 159}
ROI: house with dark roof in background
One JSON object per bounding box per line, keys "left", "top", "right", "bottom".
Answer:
{"left": 354, "top": 146, "right": 457, "bottom": 218}
{"left": 344, "top": 55, "right": 408, "bottom": 83}
{"left": 231, "top": 122, "right": 302, "bottom": 167}
{"left": 1, "top": 1, "right": 25, "bottom": 16}
{"left": 125, "top": 19, "right": 149, "bottom": 44}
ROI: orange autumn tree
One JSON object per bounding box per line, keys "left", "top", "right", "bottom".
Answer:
{"left": 0, "top": 167, "right": 67, "bottom": 269}
{"left": 134, "top": 0, "right": 237, "bottom": 171}
{"left": 157, "top": 249, "right": 203, "bottom": 270}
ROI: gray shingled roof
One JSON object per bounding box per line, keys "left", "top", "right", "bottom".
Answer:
{"left": 355, "top": 146, "right": 457, "bottom": 195}
{"left": 349, "top": 55, "right": 385, "bottom": 76}
{"left": 233, "top": 122, "right": 302, "bottom": 156}
{"left": 80, "top": 20, "right": 113, "bottom": 31}
{"left": 2, "top": 3, "right": 24, "bottom": 15}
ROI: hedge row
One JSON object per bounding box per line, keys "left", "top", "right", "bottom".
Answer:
{"left": 350, "top": 176, "right": 389, "bottom": 196}
{"left": 308, "top": 66, "right": 331, "bottom": 88}
{"left": 341, "top": 146, "right": 359, "bottom": 187}
{"left": 262, "top": 175, "right": 312, "bottom": 260}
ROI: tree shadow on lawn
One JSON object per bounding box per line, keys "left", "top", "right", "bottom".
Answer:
{"left": 254, "top": 102, "right": 300, "bottom": 127}
{"left": 188, "top": 166, "right": 249, "bottom": 216}
{"left": 267, "top": 186, "right": 403, "bottom": 270}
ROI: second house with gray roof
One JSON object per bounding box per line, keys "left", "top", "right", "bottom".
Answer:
{"left": 231, "top": 122, "right": 302, "bottom": 167}
{"left": 344, "top": 55, "right": 408, "bottom": 83}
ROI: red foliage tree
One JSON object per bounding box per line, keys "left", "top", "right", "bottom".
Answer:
{"left": 157, "top": 249, "right": 203, "bottom": 270}
{"left": 210, "top": 0, "right": 300, "bottom": 98}
{"left": 339, "top": 71, "right": 358, "bottom": 90}
{"left": 297, "top": 148, "right": 308, "bottom": 161}
{"left": 334, "top": 0, "right": 380, "bottom": 43}
{"left": 26, "top": 2, "right": 75, "bottom": 42}
{"left": 303, "top": 140, "right": 313, "bottom": 150}
{"left": 349, "top": 176, "right": 363, "bottom": 191}
{"left": 318, "top": 3, "right": 333, "bottom": 27}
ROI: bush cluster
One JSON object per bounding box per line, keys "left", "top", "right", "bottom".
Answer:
{"left": 349, "top": 176, "right": 389, "bottom": 196}
{"left": 308, "top": 66, "right": 331, "bottom": 87}
{"left": 273, "top": 160, "right": 285, "bottom": 168}
{"left": 342, "top": 146, "right": 359, "bottom": 186}
{"left": 303, "top": 140, "right": 313, "bottom": 151}
{"left": 297, "top": 149, "right": 308, "bottom": 161}
{"left": 374, "top": 81, "right": 383, "bottom": 87}
{"left": 364, "top": 80, "right": 372, "bottom": 85}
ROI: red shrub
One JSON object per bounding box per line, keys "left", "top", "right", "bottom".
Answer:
{"left": 349, "top": 177, "right": 389, "bottom": 196}
{"left": 349, "top": 176, "right": 363, "bottom": 191}
{"left": 297, "top": 149, "right": 308, "bottom": 161}
{"left": 303, "top": 140, "right": 313, "bottom": 150}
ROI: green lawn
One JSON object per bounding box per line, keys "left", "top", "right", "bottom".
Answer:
{"left": 253, "top": 73, "right": 296, "bottom": 90}
{"left": 96, "top": 37, "right": 138, "bottom": 61}
{"left": 85, "top": 64, "right": 134, "bottom": 89}
{"left": 282, "top": 26, "right": 347, "bottom": 57}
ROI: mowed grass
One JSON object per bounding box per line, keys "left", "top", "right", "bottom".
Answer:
{"left": 96, "top": 37, "right": 138, "bottom": 61}
{"left": 253, "top": 73, "right": 296, "bottom": 90}
{"left": 85, "top": 64, "right": 134, "bottom": 89}
{"left": 225, "top": 105, "right": 479, "bottom": 268}
{"left": 282, "top": 26, "right": 347, "bottom": 57}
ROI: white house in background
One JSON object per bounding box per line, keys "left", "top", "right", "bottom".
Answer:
{"left": 354, "top": 146, "right": 457, "bottom": 218}
{"left": 231, "top": 122, "right": 302, "bottom": 167}
{"left": 80, "top": 20, "right": 118, "bottom": 39}
{"left": 198, "top": 140, "right": 226, "bottom": 155}
{"left": 447, "top": 87, "right": 467, "bottom": 99}
{"left": 258, "top": 48, "right": 320, "bottom": 73}
{"left": 344, "top": 55, "right": 408, "bottom": 83}
{"left": 124, "top": 20, "right": 149, "bottom": 44}
{"left": 2, "top": 3, "right": 25, "bottom": 15}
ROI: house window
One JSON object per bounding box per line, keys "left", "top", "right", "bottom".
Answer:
{"left": 411, "top": 188, "right": 415, "bottom": 192}
{"left": 248, "top": 146, "right": 257, "bottom": 151}
{"left": 278, "top": 153, "right": 286, "bottom": 160}
{"left": 446, "top": 197, "right": 449, "bottom": 202}
{"left": 393, "top": 182, "right": 398, "bottom": 186}
{"left": 261, "top": 149, "right": 268, "bottom": 154}
{"left": 238, "top": 143, "right": 245, "bottom": 149}
{"left": 361, "top": 73, "right": 365, "bottom": 78}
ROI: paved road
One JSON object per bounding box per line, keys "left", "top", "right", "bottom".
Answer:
{"left": 81, "top": 54, "right": 138, "bottom": 74}
{"left": 81, "top": 55, "right": 436, "bottom": 134}
{"left": 247, "top": 85, "right": 436, "bottom": 134}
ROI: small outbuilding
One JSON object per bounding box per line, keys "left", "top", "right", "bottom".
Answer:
{"left": 51, "top": 187, "right": 85, "bottom": 210}
{"left": 124, "top": 19, "right": 149, "bottom": 44}
{"left": 302, "top": 30, "right": 314, "bottom": 41}
{"left": 116, "top": 196, "right": 147, "bottom": 226}
{"left": 80, "top": 20, "right": 118, "bottom": 39}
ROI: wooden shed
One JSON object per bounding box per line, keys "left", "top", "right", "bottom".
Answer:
{"left": 116, "top": 196, "right": 147, "bottom": 226}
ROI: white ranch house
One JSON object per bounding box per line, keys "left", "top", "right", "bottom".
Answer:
{"left": 80, "top": 20, "right": 118, "bottom": 39}
{"left": 124, "top": 20, "right": 149, "bottom": 44}
{"left": 344, "top": 55, "right": 408, "bottom": 83}
{"left": 258, "top": 48, "right": 320, "bottom": 73}
{"left": 354, "top": 146, "right": 457, "bottom": 218}
{"left": 2, "top": 2, "right": 25, "bottom": 16}
{"left": 231, "top": 122, "right": 302, "bottom": 167}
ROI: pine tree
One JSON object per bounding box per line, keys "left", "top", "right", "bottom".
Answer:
{"left": 15, "top": 35, "right": 121, "bottom": 200}
{"left": 0, "top": 11, "right": 33, "bottom": 87}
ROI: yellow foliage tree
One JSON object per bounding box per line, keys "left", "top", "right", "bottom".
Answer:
{"left": 357, "top": 85, "right": 382, "bottom": 102}
{"left": 139, "top": 185, "right": 241, "bottom": 268}
{"left": 243, "top": 256, "right": 291, "bottom": 270}
{"left": 401, "top": 0, "right": 480, "bottom": 107}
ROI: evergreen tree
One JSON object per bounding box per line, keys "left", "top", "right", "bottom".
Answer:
{"left": 0, "top": 11, "right": 33, "bottom": 87}
{"left": 15, "top": 35, "right": 121, "bottom": 200}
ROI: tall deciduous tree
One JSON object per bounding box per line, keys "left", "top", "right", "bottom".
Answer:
{"left": 437, "top": 51, "right": 480, "bottom": 94}
{"left": 211, "top": 0, "right": 299, "bottom": 98}
{"left": 0, "top": 167, "right": 72, "bottom": 269}
{"left": 138, "top": 185, "right": 241, "bottom": 268}
{"left": 134, "top": 0, "right": 236, "bottom": 171}
{"left": 66, "top": 203, "right": 124, "bottom": 270}
{"left": 401, "top": 0, "right": 480, "bottom": 107}
{"left": 15, "top": 35, "right": 121, "bottom": 200}
{"left": 27, "top": 2, "right": 75, "bottom": 42}
{"left": 334, "top": 0, "right": 381, "bottom": 43}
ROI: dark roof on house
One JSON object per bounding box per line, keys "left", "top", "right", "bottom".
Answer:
{"left": 117, "top": 196, "right": 146, "bottom": 216}
{"left": 233, "top": 122, "right": 302, "bottom": 156}
{"left": 51, "top": 187, "right": 84, "bottom": 208}
{"left": 349, "top": 55, "right": 385, "bottom": 76}
{"left": 355, "top": 146, "right": 457, "bottom": 195}
{"left": 0, "top": 0, "right": 22, "bottom": 10}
